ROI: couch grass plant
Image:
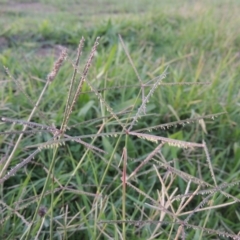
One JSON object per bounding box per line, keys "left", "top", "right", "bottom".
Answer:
{"left": 0, "top": 0, "right": 240, "bottom": 239}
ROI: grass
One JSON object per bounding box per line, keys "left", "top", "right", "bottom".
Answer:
{"left": 0, "top": 0, "right": 240, "bottom": 239}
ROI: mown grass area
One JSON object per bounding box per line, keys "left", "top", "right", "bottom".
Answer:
{"left": 0, "top": 0, "right": 240, "bottom": 239}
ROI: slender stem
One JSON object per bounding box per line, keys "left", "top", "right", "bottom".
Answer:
{"left": 0, "top": 81, "right": 51, "bottom": 178}
{"left": 98, "top": 135, "right": 122, "bottom": 192}
{"left": 122, "top": 147, "right": 127, "bottom": 240}
{"left": 50, "top": 154, "right": 56, "bottom": 240}
{"left": 25, "top": 147, "right": 58, "bottom": 240}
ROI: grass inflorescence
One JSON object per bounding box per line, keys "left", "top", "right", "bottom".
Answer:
{"left": 0, "top": 1, "right": 240, "bottom": 239}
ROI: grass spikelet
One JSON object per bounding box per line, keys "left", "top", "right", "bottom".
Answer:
{"left": 128, "top": 67, "right": 168, "bottom": 131}
{"left": 60, "top": 37, "right": 100, "bottom": 133}
{"left": 47, "top": 47, "right": 67, "bottom": 82}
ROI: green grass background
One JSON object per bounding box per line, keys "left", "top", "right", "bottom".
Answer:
{"left": 0, "top": 0, "right": 240, "bottom": 239}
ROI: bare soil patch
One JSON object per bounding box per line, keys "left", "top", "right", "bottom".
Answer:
{"left": 0, "top": 1, "right": 57, "bottom": 14}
